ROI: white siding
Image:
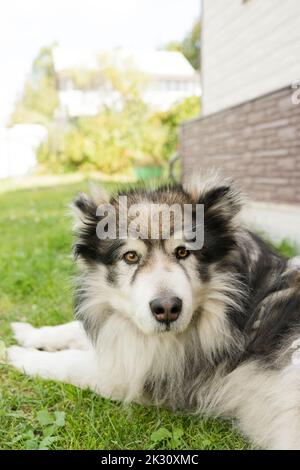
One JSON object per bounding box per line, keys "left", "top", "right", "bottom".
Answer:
{"left": 202, "top": 0, "right": 300, "bottom": 115}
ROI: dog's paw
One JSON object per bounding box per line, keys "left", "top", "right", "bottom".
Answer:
{"left": 6, "top": 345, "right": 34, "bottom": 373}
{"left": 11, "top": 322, "right": 37, "bottom": 348}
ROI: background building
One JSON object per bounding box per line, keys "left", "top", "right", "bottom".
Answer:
{"left": 181, "top": 0, "right": 300, "bottom": 204}
{"left": 180, "top": 0, "right": 300, "bottom": 246}
{"left": 0, "top": 48, "right": 200, "bottom": 179}
{"left": 53, "top": 48, "right": 201, "bottom": 116}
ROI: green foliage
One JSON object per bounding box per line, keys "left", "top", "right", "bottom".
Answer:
{"left": 38, "top": 102, "right": 169, "bottom": 174}
{"left": 37, "top": 55, "right": 173, "bottom": 174}
{"left": 165, "top": 19, "right": 201, "bottom": 70}
{"left": 151, "top": 427, "right": 184, "bottom": 449}
{"left": 10, "top": 410, "right": 66, "bottom": 450}
{"left": 98, "top": 52, "right": 149, "bottom": 104}
{"left": 154, "top": 96, "right": 200, "bottom": 160}
{"left": 36, "top": 55, "right": 200, "bottom": 175}
{"left": 60, "top": 53, "right": 149, "bottom": 101}
{"left": 10, "top": 42, "right": 201, "bottom": 176}
{"left": 272, "top": 239, "right": 297, "bottom": 258}
{"left": 10, "top": 46, "right": 59, "bottom": 126}
{"left": 0, "top": 339, "right": 6, "bottom": 363}
{"left": 38, "top": 96, "right": 200, "bottom": 174}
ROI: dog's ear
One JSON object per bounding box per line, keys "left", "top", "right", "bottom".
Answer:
{"left": 71, "top": 185, "right": 110, "bottom": 263}
{"left": 198, "top": 183, "right": 242, "bottom": 220}
{"left": 72, "top": 184, "right": 110, "bottom": 228}
{"left": 184, "top": 172, "right": 243, "bottom": 219}
{"left": 72, "top": 192, "right": 97, "bottom": 226}
{"left": 184, "top": 173, "right": 243, "bottom": 262}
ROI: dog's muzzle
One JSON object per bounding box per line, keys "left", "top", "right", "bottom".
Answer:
{"left": 149, "top": 296, "right": 182, "bottom": 325}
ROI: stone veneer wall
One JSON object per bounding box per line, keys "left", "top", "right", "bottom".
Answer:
{"left": 180, "top": 87, "right": 300, "bottom": 204}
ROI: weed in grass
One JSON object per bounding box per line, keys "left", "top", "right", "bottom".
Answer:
{"left": 10, "top": 409, "right": 66, "bottom": 450}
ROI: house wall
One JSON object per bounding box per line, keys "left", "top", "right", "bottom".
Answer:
{"left": 180, "top": 86, "right": 300, "bottom": 204}
{"left": 202, "top": 0, "right": 300, "bottom": 116}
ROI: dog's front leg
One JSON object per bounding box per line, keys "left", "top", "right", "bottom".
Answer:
{"left": 7, "top": 346, "right": 101, "bottom": 392}
{"left": 11, "top": 321, "right": 89, "bottom": 351}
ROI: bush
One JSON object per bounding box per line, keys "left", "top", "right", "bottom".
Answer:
{"left": 154, "top": 96, "right": 200, "bottom": 161}
{"left": 38, "top": 102, "right": 169, "bottom": 174}
{"left": 37, "top": 96, "right": 200, "bottom": 175}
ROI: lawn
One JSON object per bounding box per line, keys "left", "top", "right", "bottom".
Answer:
{"left": 0, "top": 181, "right": 296, "bottom": 450}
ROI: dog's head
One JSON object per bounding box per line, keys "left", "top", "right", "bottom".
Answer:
{"left": 73, "top": 177, "right": 242, "bottom": 337}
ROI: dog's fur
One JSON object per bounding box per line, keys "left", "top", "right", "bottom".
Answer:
{"left": 8, "top": 176, "right": 300, "bottom": 449}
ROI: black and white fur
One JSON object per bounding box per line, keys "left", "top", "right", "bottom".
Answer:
{"left": 8, "top": 176, "right": 300, "bottom": 449}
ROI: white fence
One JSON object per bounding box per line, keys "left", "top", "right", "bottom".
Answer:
{"left": 0, "top": 124, "right": 47, "bottom": 179}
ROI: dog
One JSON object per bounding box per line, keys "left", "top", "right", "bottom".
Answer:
{"left": 7, "top": 175, "right": 300, "bottom": 449}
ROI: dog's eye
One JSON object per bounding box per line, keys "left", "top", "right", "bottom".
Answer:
{"left": 175, "top": 246, "right": 190, "bottom": 259}
{"left": 123, "top": 251, "right": 139, "bottom": 264}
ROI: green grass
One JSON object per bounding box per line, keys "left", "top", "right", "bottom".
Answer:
{"left": 0, "top": 182, "right": 296, "bottom": 450}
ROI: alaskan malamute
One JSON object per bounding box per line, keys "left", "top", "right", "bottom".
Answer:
{"left": 8, "top": 176, "right": 300, "bottom": 449}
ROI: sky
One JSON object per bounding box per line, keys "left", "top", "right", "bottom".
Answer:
{"left": 0, "top": 0, "right": 200, "bottom": 126}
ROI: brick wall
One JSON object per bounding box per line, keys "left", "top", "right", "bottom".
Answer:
{"left": 180, "top": 87, "right": 300, "bottom": 204}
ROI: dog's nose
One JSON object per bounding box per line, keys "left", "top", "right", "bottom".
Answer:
{"left": 149, "top": 297, "right": 182, "bottom": 324}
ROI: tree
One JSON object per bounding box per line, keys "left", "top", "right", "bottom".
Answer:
{"left": 153, "top": 96, "right": 200, "bottom": 161}
{"left": 38, "top": 102, "right": 169, "bottom": 174}
{"left": 30, "top": 48, "right": 200, "bottom": 175}
{"left": 9, "top": 46, "right": 59, "bottom": 126}
{"left": 37, "top": 59, "right": 168, "bottom": 174}
{"left": 164, "top": 19, "right": 201, "bottom": 70}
